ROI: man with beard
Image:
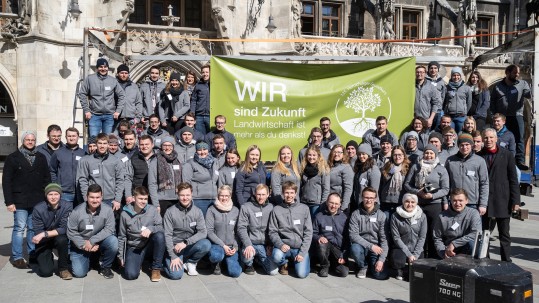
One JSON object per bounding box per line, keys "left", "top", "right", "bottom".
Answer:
{"left": 320, "top": 117, "right": 340, "bottom": 149}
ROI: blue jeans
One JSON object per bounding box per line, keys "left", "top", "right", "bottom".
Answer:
{"left": 123, "top": 231, "right": 165, "bottom": 280}
{"left": 241, "top": 244, "right": 277, "bottom": 275}
{"left": 70, "top": 235, "right": 118, "bottom": 278}
{"left": 61, "top": 193, "right": 76, "bottom": 203}
{"left": 88, "top": 114, "right": 114, "bottom": 137}
{"left": 450, "top": 115, "right": 466, "bottom": 134}
{"left": 272, "top": 247, "right": 310, "bottom": 279}
{"left": 431, "top": 110, "right": 444, "bottom": 131}
{"left": 11, "top": 208, "right": 34, "bottom": 261}
{"left": 307, "top": 205, "right": 320, "bottom": 219}
{"left": 193, "top": 199, "right": 213, "bottom": 218}
{"left": 208, "top": 244, "right": 242, "bottom": 277}
{"left": 350, "top": 243, "right": 388, "bottom": 280}
{"left": 164, "top": 239, "right": 211, "bottom": 280}
{"left": 195, "top": 115, "right": 210, "bottom": 134}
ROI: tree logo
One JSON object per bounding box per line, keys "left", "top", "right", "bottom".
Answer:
{"left": 335, "top": 82, "right": 392, "bottom": 137}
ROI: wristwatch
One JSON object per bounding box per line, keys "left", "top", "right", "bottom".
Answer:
{"left": 44, "top": 231, "right": 49, "bottom": 238}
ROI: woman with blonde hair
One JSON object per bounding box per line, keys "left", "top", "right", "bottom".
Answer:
{"left": 234, "top": 145, "right": 267, "bottom": 206}
{"left": 271, "top": 145, "right": 301, "bottom": 204}
{"left": 327, "top": 144, "right": 354, "bottom": 212}
{"left": 300, "top": 146, "right": 330, "bottom": 216}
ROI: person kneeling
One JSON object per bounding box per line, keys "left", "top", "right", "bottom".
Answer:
{"left": 433, "top": 188, "right": 481, "bottom": 259}
{"left": 67, "top": 184, "right": 118, "bottom": 279}
{"left": 163, "top": 183, "right": 211, "bottom": 280}
{"left": 118, "top": 186, "right": 165, "bottom": 282}
{"left": 32, "top": 183, "right": 73, "bottom": 279}
{"left": 349, "top": 187, "right": 389, "bottom": 280}
{"left": 268, "top": 181, "right": 312, "bottom": 279}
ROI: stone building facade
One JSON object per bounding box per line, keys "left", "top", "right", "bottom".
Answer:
{"left": 0, "top": 0, "right": 531, "bottom": 153}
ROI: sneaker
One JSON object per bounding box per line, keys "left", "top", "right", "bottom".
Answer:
{"left": 185, "top": 262, "right": 198, "bottom": 276}
{"left": 356, "top": 267, "right": 367, "bottom": 279}
{"left": 396, "top": 269, "right": 404, "bottom": 281}
{"left": 244, "top": 265, "right": 255, "bottom": 275}
{"left": 213, "top": 263, "right": 221, "bottom": 275}
{"left": 318, "top": 267, "right": 329, "bottom": 278}
{"left": 279, "top": 263, "right": 288, "bottom": 275}
{"left": 10, "top": 258, "right": 28, "bottom": 269}
{"left": 59, "top": 270, "right": 73, "bottom": 280}
{"left": 99, "top": 267, "right": 114, "bottom": 279}
{"left": 150, "top": 269, "right": 161, "bottom": 282}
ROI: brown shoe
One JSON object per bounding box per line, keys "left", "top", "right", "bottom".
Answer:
{"left": 11, "top": 259, "right": 28, "bottom": 269}
{"left": 59, "top": 270, "right": 73, "bottom": 280}
{"left": 151, "top": 269, "right": 161, "bottom": 282}
{"left": 279, "top": 263, "right": 288, "bottom": 275}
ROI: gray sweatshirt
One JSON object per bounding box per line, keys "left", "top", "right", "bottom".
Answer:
{"left": 491, "top": 79, "right": 532, "bottom": 116}
{"left": 268, "top": 202, "right": 312, "bottom": 257}
{"left": 300, "top": 171, "right": 330, "bottom": 206}
{"left": 163, "top": 203, "right": 207, "bottom": 260}
{"left": 237, "top": 200, "right": 274, "bottom": 247}
{"left": 415, "top": 80, "right": 442, "bottom": 119}
{"left": 390, "top": 209, "right": 427, "bottom": 258}
{"left": 329, "top": 162, "right": 354, "bottom": 210}
{"left": 175, "top": 140, "right": 196, "bottom": 164}
{"left": 118, "top": 80, "right": 142, "bottom": 119}
{"left": 78, "top": 73, "right": 125, "bottom": 115}
{"left": 117, "top": 204, "right": 163, "bottom": 261}
{"left": 348, "top": 204, "right": 388, "bottom": 262}
{"left": 205, "top": 204, "right": 240, "bottom": 248}
{"left": 445, "top": 153, "right": 489, "bottom": 207}
{"left": 67, "top": 203, "right": 116, "bottom": 248}
{"left": 404, "top": 163, "right": 450, "bottom": 205}
{"left": 139, "top": 79, "right": 166, "bottom": 118}
{"left": 270, "top": 165, "right": 301, "bottom": 205}
{"left": 76, "top": 153, "right": 125, "bottom": 202}
{"left": 182, "top": 158, "right": 219, "bottom": 200}
{"left": 433, "top": 206, "right": 481, "bottom": 258}
{"left": 217, "top": 165, "right": 238, "bottom": 188}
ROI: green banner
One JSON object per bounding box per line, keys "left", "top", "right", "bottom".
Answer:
{"left": 211, "top": 57, "right": 415, "bottom": 161}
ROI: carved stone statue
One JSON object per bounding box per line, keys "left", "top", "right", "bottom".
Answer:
{"left": 464, "top": 23, "right": 476, "bottom": 57}
{"left": 460, "top": 0, "right": 478, "bottom": 57}
{"left": 291, "top": 0, "right": 302, "bottom": 38}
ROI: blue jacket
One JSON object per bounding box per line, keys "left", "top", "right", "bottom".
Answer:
{"left": 234, "top": 162, "right": 267, "bottom": 206}
{"left": 313, "top": 207, "right": 349, "bottom": 256}
{"left": 32, "top": 199, "right": 73, "bottom": 242}
{"left": 49, "top": 145, "right": 86, "bottom": 194}
{"left": 190, "top": 79, "right": 210, "bottom": 116}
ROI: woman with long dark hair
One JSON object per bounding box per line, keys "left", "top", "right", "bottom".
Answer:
{"left": 327, "top": 144, "right": 354, "bottom": 212}
{"left": 351, "top": 143, "right": 381, "bottom": 211}
{"left": 466, "top": 70, "right": 490, "bottom": 130}
{"left": 158, "top": 72, "right": 191, "bottom": 133}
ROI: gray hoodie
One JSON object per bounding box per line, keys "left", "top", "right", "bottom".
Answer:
{"left": 268, "top": 201, "right": 312, "bottom": 257}
{"left": 237, "top": 200, "right": 274, "bottom": 247}
{"left": 78, "top": 73, "right": 125, "bottom": 115}
{"left": 163, "top": 203, "right": 207, "bottom": 260}
{"left": 67, "top": 203, "right": 116, "bottom": 249}
{"left": 445, "top": 153, "right": 489, "bottom": 207}
{"left": 390, "top": 208, "right": 427, "bottom": 259}
{"left": 300, "top": 170, "right": 330, "bottom": 206}
{"left": 270, "top": 165, "right": 301, "bottom": 205}
{"left": 174, "top": 140, "right": 196, "bottom": 164}
{"left": 415, "top": 80, "right": 442, "bottom": 119}
{"left": 205, "top": 204, "right": 240, "bottom": 248}
{"left": 182, "top": 158, "right": 219, "bottom": 200}
{"left": 118, "top": 80, "right": 142, "bottom": 119}
{"left": 139, "top": 79, "right": 166, "bottom": 118}
{"left": 117, "top": 203, "right": 163, "bottom": 261}
{"left": 329, "top": 162, "right": 354, "bottom": 210}
{"left": 348, "top": 204, "right": 388, "bottom": 262}
{"left": 217, "top": 165, "right": 238, "bottom": 188}
{"left": 76, "top": 153, "right": 125, "bottom": 202}
{"left": 433, "top": 206, "right": 481, "bottom": 258}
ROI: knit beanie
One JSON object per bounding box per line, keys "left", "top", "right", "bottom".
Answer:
{"left": 346, "top": 140, "right": 359, "bottom": 151}
{"left": 96, "top": 58, "right": 109, "bottom": 67}
{"left": 45, "top": 183, "right": 63, "bottom": 195}
{"left": 427, "top": 61, "right": 440, "bottom": 70}
{"left": 457, "top": 133, "right": 474, "bottom": 146}
{"left": 357, "top": 143, "right": 372, "bottom": 157}
{"left": 428, "top": 132, "right": 443, "bottom": 143}
{"left": 196, "top": 142, "right": 209, "bottom": 151}
{"left": 20, "top": 130, "right": 36, "bottom": 144}
{"left": 379, "top": 135, "right": 393, "bottom": 145}
{"left": 406, "top": 131, "right": 419, "bottom": 141}
{"left": 451, "top": 66, "right": 464, "bottom": 79}
{"left": 87, "top": 136, "right": 96, "bottom": 145}
{"left": 161, "top": 136, "right": 175, "bottom": 146}
{"left": 179, "top": 126, "right": 194, "bottom": 137}
{"left": 117, "top": 64, "right": 129, "bottom": 73}
{"left": 169, "top": 72, "right": 181, "bottom": 82}
{"left": 424, "top": 144, "right": 439, "bottom": 155}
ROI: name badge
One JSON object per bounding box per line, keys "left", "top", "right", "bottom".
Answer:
{"left": 173, "top": 165, "right": 180, "bottom": 170}
{"left": 229, "top": 220, "right": 236, "bottom": 225}
{"left": 325, "top": 226, "right": 333, "bottom": 231}
{"left": 369, "top": 217, "right": 377, "bottom": 223}
{"left": 155, "top": 139, "right": 161, "bottom": 144}
{"left": 105, "top": 86, "right": 111, "bottom": 91}
{"left": 451, "top": 222, "right": 460, "bottom": 230}
{"left": 510, "top": 89, "right": 518, "bottom": 94}
{"left": 121, "top": 156, "right": 129, "bottom": 163}
{"left": 167, "top": 94, "right": 172, "bottom": 100}
{"left": 449, "top": 91, "right": 456, "bottom": 97}
{"left": 360, "top": 178, "right": 368, "bottom": 186}
{"left": 467, "top": 170, "right": 475, "bottom": 177}
{"left": 500, "top": 142, "right": 507, "bottom": 147}
{"left": 215, "top": 170, "right": 219, "bottom": 175}
{"left": 432, "top": 82, "right": 437, "bottom": 86}
{"left": 85, "top": 224, "right": 94, "bottom": 230}
{"left": 189, "top": 222, "right": 197, "bottom": 227}
{"left": 92, "top": 169, "right": 99, "bottom": 175}
{"left": 141, "top": 226, "right": 147, "bottom": 231}
{"left": 231, "top": 172, "right": 236, "bottom": 178}
{"left": 76, "top": 156, "right": 81, "bottom": 161}
{"left": 411, "top": 220, "right": 418, "bottom": 225}
{"left": 255, "top": 212, "right": 263, "bottom": 217}
{"left": 293, "top": 219, "right": 301, "bottom": 225}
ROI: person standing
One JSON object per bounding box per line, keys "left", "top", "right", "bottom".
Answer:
{"left": 444, "top": 67, "right": 472, "bottom": 134}
{"left": 159, "top": 72, "right": 190, "bottom": 134}
{"left": 320, "top": 117, "right": 340, "bottom": 149}
{"left": 36, "top": 124, "right": 64, "bottom": 166}
{"left": 490, "top": 64, "right": 532, "bottom": 170}
{"left": 415, "top": 65, "right": 442, "bottom": 128}
{"left": 234, "top": 145, "right": 267, "bottom": 207}
{"left": 124, "top": 135, "right": 156, "bottom": 205}
{"left": 115, "top": 64, "right": 142, "bottom": 128}
{"left": 78, "top": 58, "right": 126, "bottom": 137}
{"left": 205, "top": 115, "right": 237, "bottom": 150}
{"left": 3, "top": 131, "right": 51, "bottom": 269}
{"left": 426, "top": 61, "right": 447, "bottom": 130}
{"left": 478, "top": 128, "right": 520, "bottom": 262}
{"left": 139, "top": 66, "right": 166, "bottom": 123}
{"left": 191, "top": 64, "right": 211, "bottom": 134}
{"left": 362, "top": 116, "right": 399, "bottom": 155}
{"left": 466, "top": 70, "right": 490, "bottom": 130}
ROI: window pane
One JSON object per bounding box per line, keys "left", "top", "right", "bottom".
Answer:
{"left": 301, "top": 17, "right": 314, "bottom": 35}
{"left": 303, "top": 3, "right": 314, "bottom": 15}
{"left": 131, "top": 0, "right": 147, "bottom": 24}
{"left": 184, "top": 0, "right": 202, "bottom": 27}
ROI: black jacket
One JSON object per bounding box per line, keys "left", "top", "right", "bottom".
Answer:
{"left": 2, "top": 150, "right": 51, "bottom": 209}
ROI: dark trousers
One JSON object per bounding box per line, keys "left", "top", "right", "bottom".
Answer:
{"left": 389, "top": 248, "right": 423, "bottom": 270}
{"left": 420, "top": 203, "right": 444, "bottom": 258}
{"left": 506, "top": 116, "right": 525, "bottom": 165}
{"left": 123, "top": 231, "right": 166, "bottom": 280}
{"left": 35, "top": 234, "right": 70, "bottom": 277}
{"left": 482, "top": 216, "right": 512, "bottom": 262}
{"left": 314, "top": 241, "right": 349, "bottom": 277}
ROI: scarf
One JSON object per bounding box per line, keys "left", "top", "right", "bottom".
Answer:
{"left": 146, "top": 127, "right": 162, "bottom": 136}
{"left": 213, "top": 198, "right": 233, "bottom": 212}
{"left": 303, "top": 163, "right": 319, "bottom": 178}
{"left": 471, "top": 84, "right": 480, "bottom": 95}
{"left": 169, "top": 86, "right": 182, "bottom": 97}
{"left": 19, "top": 145, "right": 36, "bottom": 165}
{"left": 387, "top": 164, "right": 403, "bottom": 196}
{"left": 150, "top": 81, "right": 159, "bottom": 108}
{"left": 415, "top": 157, "right": 439, "bottom": 188}
{"left": 396, "top": 205, "right": 423, "bottom": 222}
{"left": 186, "top": 84, "right": 195, "bottom": 96}
{"left": 448, "top": 80, "right": 464, "bottom": 90}
{"left": 194, "top": 153, "right": 215, "bottom": 169}
{"left": 157, "top": 150, "right": 181, "bottom": 191}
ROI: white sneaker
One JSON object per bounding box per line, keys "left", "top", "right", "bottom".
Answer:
{"left": 356, "top": 267, "right": 367, "bottom": 279}
{"left": 185, "top": 262, "right": 199, "bottom": 276}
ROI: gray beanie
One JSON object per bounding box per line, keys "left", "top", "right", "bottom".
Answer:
{"left": 179, "top": 126, "right": 194, "bottom": 137}
{"left": 428, "top": 132, "right": 443, "bottom": 143}
{"left": 451, "top": 66, "right": 464, "bottom": 79}
{"left": 424, "top": 144, "right": 439, "bottom": 156}
{"left": 21, "top": 130, "right": 36, "bottom": 144}
{"left": 161, "top": 136, "right": 175, "bottom": 146}
{"left": 427, "top": 61, "right": 440, "bottom": 70}
{"left": 406, "top": 131, "right": 419, "bottom": 141}
{"left": 357, "top": 143, "right": 372, "bottom": 157}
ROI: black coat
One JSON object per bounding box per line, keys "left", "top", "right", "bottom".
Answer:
{"left": 478, "top": 146, "right": 520, "bottom": 218}
{"left": 2, "top": 150, "right": 51, "bottom": 209}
